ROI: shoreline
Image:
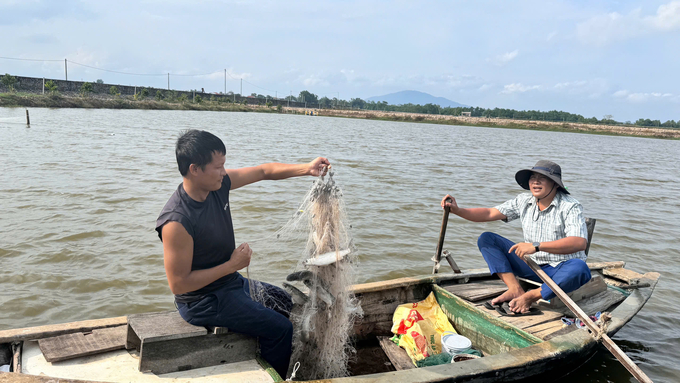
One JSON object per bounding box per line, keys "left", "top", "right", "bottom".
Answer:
{"left": 2, "top": 93, "right": 678, "bottom": 139}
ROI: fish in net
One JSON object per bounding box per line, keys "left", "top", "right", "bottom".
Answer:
{"left": 247, "top": 169, "right": 362, "bottom": 380}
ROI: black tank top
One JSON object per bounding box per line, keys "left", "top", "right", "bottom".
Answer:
{"left": 156, "top": 175, "right": 237, "bottom": 303}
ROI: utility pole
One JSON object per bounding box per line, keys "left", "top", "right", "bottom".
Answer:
{"left": 65, "top": 59, "right": 68, "bottom": 81}
{"left": 224, "top": 69, "right": 227, "bottom": 94}
{"left": 240, "top": 78, "right": 242, "bottom": 96}
{"left": 167, "top": 73, "right": 170, "bottom": 90}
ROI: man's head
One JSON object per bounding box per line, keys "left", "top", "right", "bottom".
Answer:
{"left": 515, "top": 160, "right": 569, "bottom": 198}
{"left": 176, "top": 130, "right": 227, "bottom": 190}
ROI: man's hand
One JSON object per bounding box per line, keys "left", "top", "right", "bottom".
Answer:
{"left": 441, "top": 194, "right": 459, "bottom": 214}
{"left": 308, "top": 157, "right": 331, "bottom": 177}
{"left": 509, "top": 242, "right": 537, "bottom": 260}
{"left": 228, "top": 243, "right": 252, "bottom": 271}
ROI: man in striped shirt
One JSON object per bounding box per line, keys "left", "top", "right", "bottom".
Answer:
{"left": 441, "top": 160, "right": 591, "bottom": 314}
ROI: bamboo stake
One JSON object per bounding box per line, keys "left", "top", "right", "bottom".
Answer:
{"left": 525, "top": 257, "right": 652, "bottom": 383}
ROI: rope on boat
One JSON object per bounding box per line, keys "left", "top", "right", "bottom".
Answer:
{"left": 286, "top": 361, "right": 301, "bottom": 381}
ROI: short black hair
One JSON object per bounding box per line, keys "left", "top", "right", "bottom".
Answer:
{"left": 175, "top": 130, "right": 226, "bottom": 176}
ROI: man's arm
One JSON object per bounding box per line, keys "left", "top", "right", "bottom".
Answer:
{"left": 227, "top": 157, "right": 330, "bottom": 190}
{"left": 441, "top": 194, "right": 507, "bottom": 222}
{"left": 162, "top": 221, "right": 252, "bottom": 295}
{"left": 510, "top": 236, "right": 588, "bottom": 258}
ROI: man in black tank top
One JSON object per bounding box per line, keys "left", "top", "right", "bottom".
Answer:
{"left": 155, "top": 130, "right": 330, "bottom": 379}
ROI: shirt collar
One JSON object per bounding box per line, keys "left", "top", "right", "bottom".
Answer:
{"left": 528, "top": 191, "right": 563, "bottom": 209}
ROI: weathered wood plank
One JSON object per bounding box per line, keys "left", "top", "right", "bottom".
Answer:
{"left": 538, "top": 275, "right": 608, "bottom": 309}
{"left": 126, "top": 311, "right": 206, "bottom": 351}
{"left": 531, "top": 321, "right": 566, "bottom": 340}
{"left": 443, "top": 279, "right": 507, "bottom": 302}
{"left": 0, "top": 316, "right": 127, "bottom": 344}
{"left": 556, "top": 289, "right": 627, "bottom": 316}
{"left": 12, "top": 342, "right": 21, "bottom": 373}
{"left": 139, "top": 332, "right": 257, "bottom": 374}
{"left": 603, "top": 267, "right": 645, "bottom": 285}
{"left": 38, "top": 325, "right": 127, "bottom": 363}
{"left": 377, "top": 336, "right": 414, "bottom": 370}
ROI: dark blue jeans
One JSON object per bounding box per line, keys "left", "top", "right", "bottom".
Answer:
{"left": 477, "top": 232, "right": 591, "bottom": 300}
{"left": 177, "top": 274, "right": 293, "bottom": 378}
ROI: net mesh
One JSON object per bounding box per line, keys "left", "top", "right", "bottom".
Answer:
{"left": 247, "top": 170, "right": 361, "bottom": 380}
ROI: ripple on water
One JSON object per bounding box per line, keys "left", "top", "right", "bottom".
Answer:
{"left": 55, "top": 230, "right": 106, "bottom": 242}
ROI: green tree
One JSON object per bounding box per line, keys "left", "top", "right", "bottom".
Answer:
{"left": 1, "top": 73, "right": 17, "bottom": 92}
{"left": 96, "top": 79, "right": 104, "bottom": 84}
{"left": 276, "top": 104, "right": 283, "bottom": 113}
{"left": 266, "top": 101, "right": 273, "bottom": 108}
{"left": 350, "top": 98, "right": 366, "bottom": 109}
{"left": 285, "top": 95, "right": 297, "bottom": 102}
{"left": 178, "top": 94, "right": 188, "bottom": 103}
{"left": 44, "top": 80, "right": 58, "bottom": 93}
{"left": 195, "top": 94, "right": 202, "bottom": 103}
{"left": 109, "top": 86, "right": 119, "bottom": 96}
{"left": 319, "top": 97, "right": 331, "bottom": 108}
{"left": 140, "top": 88, "right": 149, "bottom": 98}
{"left": 155, "top": 90, "right": 163, "bottom": 101}
{"left": 80, "top": 82, "right": 93, "bottom": 96}
{"left": 298, "top": 90, "right": 318, "bottom": 104}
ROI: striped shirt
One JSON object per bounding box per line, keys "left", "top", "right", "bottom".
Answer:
{"left": 494, "top": 192, "right": 588, "bottom": 266}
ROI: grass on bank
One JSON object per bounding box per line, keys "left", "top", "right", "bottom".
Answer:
{"left": 0, "top": 92, "right": 273, "bottom": 113}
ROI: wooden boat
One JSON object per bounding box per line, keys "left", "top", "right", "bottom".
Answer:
{"left": 0, "top": 260, "right": 659, "bottom": 383}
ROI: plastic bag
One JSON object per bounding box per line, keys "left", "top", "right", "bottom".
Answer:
{"left": 390, "top": 291, "right": 456, "bottom": 364}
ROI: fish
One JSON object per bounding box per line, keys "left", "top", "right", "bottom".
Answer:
{"left": 283, "top": 282, "right": 309, "bottom": 306}
{"left": 304, "top": 249, "right": 351, "bottom": 266}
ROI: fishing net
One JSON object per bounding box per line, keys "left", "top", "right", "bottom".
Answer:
{"left": 246, "top": 169, "right": 362, "bottom": 380}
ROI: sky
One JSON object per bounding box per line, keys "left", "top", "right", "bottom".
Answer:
{"left": 1, "top": 0, "right": 679, "bottom": 122}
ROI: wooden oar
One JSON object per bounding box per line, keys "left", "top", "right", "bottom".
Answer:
{"left": 433, "top": 200, "right": 461, "bottom": 274}
{"left": 525, "top": 257, "right": 652, "bottom": 383}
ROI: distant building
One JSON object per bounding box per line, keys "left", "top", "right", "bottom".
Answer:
{"left": 461, "top": 112, "right": 472, "bottom": 117}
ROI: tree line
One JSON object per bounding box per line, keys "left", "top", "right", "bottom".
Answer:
{"left": 285, "top": 89, "right": 679, "bottom": 129}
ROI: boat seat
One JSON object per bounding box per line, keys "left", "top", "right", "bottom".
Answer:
{"left": 125, "top": 311, "right": 257, "bottom": 374}
{"left": 518, "top": 274, "right": 608, "bottom": 309}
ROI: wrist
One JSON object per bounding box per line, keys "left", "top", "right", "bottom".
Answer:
{"left": 532, "top": 242, "right": 541, "bottom": 253}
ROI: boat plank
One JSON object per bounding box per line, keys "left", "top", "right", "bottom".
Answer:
{"left": 443, "top": 280, "right": 507, "bottom": 302}
{"left": 556, "top": 289, "right": 627, "bottom": 316}
{"left": 0, "top": 316, "right": 127, "bottom": 344}
{"left": 603, "top": 267, "right": 645, "bottom": 285}
{"left": 531, "top": 321, "right": 566, "bottom": 339}
{"left": 377, "top": 336, "right": 414, "bottom": 371}
{"left": 38, "top": 325, "right": 127, "bottom": 363}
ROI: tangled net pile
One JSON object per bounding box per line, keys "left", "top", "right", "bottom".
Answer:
{"left": 247, "top": 170, "right": 362, "bottom": 380}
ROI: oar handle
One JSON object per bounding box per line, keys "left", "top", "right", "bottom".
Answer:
{"left": 433, "top": 200, "right": 451, "bottom": 274}
{"left": 525, "top": 258, "right": 653, "bottom": 383}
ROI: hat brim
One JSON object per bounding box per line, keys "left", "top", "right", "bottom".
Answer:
{"left": 515, "top": 169, "right": 569, "bottom": 194}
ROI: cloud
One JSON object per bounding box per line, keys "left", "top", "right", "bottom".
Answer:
{"left": 552, "top": 79, "right": 609, "bottom": 98}
{"left": 613, "top": 89, "right": 675, "bottom": 102}
{"left": 577, "top": 1, "right": 680, "bottom": 45}
{"left": 490, "top": 50, "right": 519, "bottom": 66}
{"left": 500, "top": 83, "right": 541, "bottom": 94}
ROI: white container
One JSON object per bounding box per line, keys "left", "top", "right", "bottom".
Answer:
{"left": 441, "top": 333, "right": 471, "bottom": 355}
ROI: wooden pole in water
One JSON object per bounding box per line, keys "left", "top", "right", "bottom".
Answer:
{"left": 25, "top": 110, "right": 30, "bottom": 126}
{"left": 525, "top": 258, "right": 653, "bottom": 383}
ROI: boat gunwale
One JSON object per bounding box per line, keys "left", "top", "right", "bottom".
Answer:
{"left": 0, "top": 262, "right": 658, "bottom": 383}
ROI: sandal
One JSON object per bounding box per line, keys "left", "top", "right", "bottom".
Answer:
{"left": 495, "top": 302, "right": 542, "bottom": 316}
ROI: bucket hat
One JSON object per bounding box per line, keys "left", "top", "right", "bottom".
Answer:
{"left": 515, "top": 160, "right": 569, "bottom": 194}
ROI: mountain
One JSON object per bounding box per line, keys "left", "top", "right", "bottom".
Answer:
{"left": 367, "top": 90, "right": 466, "bottom": 108}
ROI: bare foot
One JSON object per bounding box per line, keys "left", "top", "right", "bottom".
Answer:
{"left": 490, "top": 287, "right": 525, "bottom": 306}
{"left": 508, "top": 289, "right": 542, "bottom": 313}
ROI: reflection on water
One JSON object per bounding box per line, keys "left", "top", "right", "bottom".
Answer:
{"left": 1, "top": 108, "right": 679, "bottom": 382}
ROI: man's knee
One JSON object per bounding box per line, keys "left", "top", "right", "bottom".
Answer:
{"left": 477, "top": 231, "right": 496, "bottom": 248}
{"left": 571, "top": 259, "right": 592, "bottom": 284}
